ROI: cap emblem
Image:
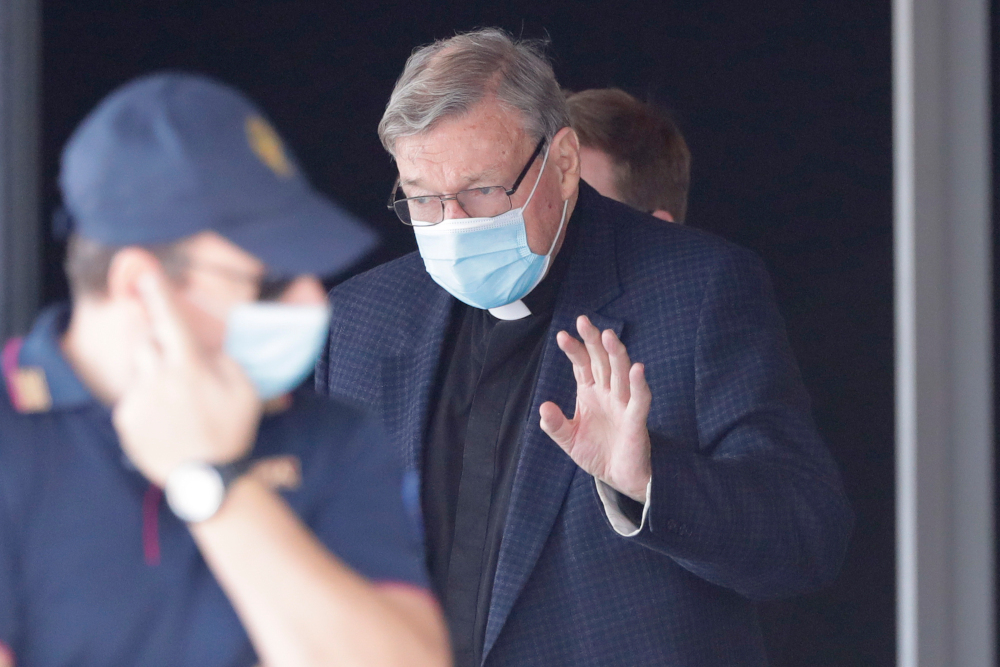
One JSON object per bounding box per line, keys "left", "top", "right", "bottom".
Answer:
{"left": 245, "top": 115, "right": 294, "bottom": 178}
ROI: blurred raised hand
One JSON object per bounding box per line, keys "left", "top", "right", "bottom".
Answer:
{"left": 113, "top": 272, "right": 261, "bottom": 486}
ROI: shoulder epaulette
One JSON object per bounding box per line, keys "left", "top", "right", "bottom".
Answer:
{"left": 2, "top": 338, "right": 52, "bottom": 414}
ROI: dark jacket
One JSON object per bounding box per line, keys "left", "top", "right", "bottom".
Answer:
{"left": 317, "top": 184, "right": 853, "bottom": 666}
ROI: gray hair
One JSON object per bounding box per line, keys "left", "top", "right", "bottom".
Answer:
{"left": 378, "top": 28, "right": 569, "bottom": 157}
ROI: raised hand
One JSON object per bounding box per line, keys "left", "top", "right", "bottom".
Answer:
{"left": 539, "top": 315, "right": 652, "bottom": 503}
{"left": 113, "top": 272, "right": 262, "bottom": 486}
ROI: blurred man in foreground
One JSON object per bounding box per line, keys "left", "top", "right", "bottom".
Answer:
{"left": 566, "top": 87, "right": 690, "bottom": 222}
{"left": 319, "top": 28, "right": 851, "bottom": 667}
{"left": 0, "top": 73, "right": 449, "bottom": 667}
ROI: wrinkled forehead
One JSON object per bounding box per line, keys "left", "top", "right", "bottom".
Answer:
{"left": 395, "top": 101, "right": 535, "bottom": 193}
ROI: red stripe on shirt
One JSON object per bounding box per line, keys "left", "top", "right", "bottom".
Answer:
{"left": 142, "top": 485, "right": 162, "bottom": 567}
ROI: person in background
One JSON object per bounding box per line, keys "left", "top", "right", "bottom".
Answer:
{"left": 566, "top": 87, "right": 691, "bottom": 223}
{"left": 0, "top": 73, "right": 449, "bottom": 667}
{"left": 318, "top": 28, "right": 851, "bottom": 667}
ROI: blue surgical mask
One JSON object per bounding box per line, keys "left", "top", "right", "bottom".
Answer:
{"left": 412, "top": 145, "right": 570, "bottom": 310}
{"left": 223, "top": 302, "right": 331, "bottom": 400}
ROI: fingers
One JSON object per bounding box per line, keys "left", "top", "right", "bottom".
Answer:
{"left": 539, "top": 401, "right": 576, "bottom": 449}
{"left": 132, "top": 334, "right": 160, "bottom": 380}
{"left": 625, "top": 363, "right": 652, "bottom": 425}
{"left": 577, "top": 316, "right": 611, "bottom": 389}
{"left": 216, "top": 353, "right": 249, "bottom": 384}
{"left": 603, "top": 329, "right": 632, "bottom": 403}
{"left": 560, "top": 318, "right": 635, "bottom": 403}
{"left": 557, "top": 330, "right": 594, "bottom": 386}
{"left": 136, "top": 272, "right": 195, "bottom": 364}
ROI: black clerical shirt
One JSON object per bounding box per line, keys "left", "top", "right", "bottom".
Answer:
{"left": 421, "top": 219, "right": 578, "bottom": 667}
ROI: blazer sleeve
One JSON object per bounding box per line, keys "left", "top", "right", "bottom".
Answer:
{"left": 625, "top": 245, "right": 853, "bottom": 602}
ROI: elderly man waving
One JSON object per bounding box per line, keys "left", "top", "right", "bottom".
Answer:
{"left": 318, "top": 28, "right": 852, "bottom": 667}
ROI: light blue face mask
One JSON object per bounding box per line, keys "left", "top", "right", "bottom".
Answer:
{"left": 412, "top": 144, "right": 570, "bottom": 310}
{"left": 223, "top": 302, "right": 331, "bottom": 400}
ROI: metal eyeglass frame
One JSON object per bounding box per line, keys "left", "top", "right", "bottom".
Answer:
{"left": 386, "top": 137, "right": 547, "bottom": 226}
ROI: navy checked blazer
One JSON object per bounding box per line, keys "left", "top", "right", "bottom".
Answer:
{"left": 316, "top": 183, "right": 853, "bottom": 667}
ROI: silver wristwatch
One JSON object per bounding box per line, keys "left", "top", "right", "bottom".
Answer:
{"left": 164, "top": 459, "right": 252, "bottom": 523}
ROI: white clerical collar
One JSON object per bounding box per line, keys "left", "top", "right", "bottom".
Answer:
{"left": 488, "top": 300, "right": 532, "bottom": 321}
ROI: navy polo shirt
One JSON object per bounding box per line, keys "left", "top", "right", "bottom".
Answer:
{"left": 0, "top": 305, "right": 429, "bottom": 667}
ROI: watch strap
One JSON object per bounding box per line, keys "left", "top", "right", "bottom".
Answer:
{"left": 215, "top": 457, "right": 254, "bottom": 490}
{"left": 164, "top": 457, "right": 254, "bottom": 524}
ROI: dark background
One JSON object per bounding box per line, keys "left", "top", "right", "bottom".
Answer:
{"left": 41, "top": 1, "right": 896, "bottom": 664}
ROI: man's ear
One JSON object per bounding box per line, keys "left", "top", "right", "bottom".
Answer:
{"left": 551, "top": 126, "right": 581, "bottom": 201}
{"left": 651, "top": 210, "right": 677, "bottom": 223}
{"left": 106, "top": 247, "right": 166, "bottom": 303}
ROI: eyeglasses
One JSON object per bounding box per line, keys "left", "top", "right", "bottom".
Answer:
{"left": 387, "top": 137, "right": 546, "bottom": 226}
{"left": 164, "top": 255, "right": 293, "bottom": 301}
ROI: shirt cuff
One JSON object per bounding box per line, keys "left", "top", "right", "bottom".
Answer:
{"left": 594, "top": 476, "right": 652, "bottom": 537}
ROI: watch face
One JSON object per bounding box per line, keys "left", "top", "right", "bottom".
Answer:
{"left": 165, "top": 462, "right": 226, "bottom": 523}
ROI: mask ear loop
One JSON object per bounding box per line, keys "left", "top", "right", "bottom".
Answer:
{"left": 521, "top": 140, "right": 553, "bottom": 212}
{"left": 542, "top": 198, "right": 571, "bottom": 263}
{"left": 536, "top": 136, "right": 571, "bottom": 259}
{"left": 523, "top": 136, "right": 570, "bottom": 260}
{"left": 517, "top": 197, "right": 570, "bottom": 303}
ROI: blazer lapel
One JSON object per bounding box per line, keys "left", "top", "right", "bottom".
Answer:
{"left": 483, "top": 187, "right": 624, "bottom": 659}
{"left": 382, "top": 277, "right": 455, "bottom": 472}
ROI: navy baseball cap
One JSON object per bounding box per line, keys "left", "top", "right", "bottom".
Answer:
{"left": 58, "top": 72, "right": 377, "bottom": 277}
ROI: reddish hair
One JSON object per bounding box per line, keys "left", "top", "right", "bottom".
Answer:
{"left": 567, "top": 88, "right": 691, "bottom": 221}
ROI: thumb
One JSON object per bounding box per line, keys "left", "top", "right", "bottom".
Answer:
{"left": 539, "top": 401, "right": 576, "bottom": 450}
